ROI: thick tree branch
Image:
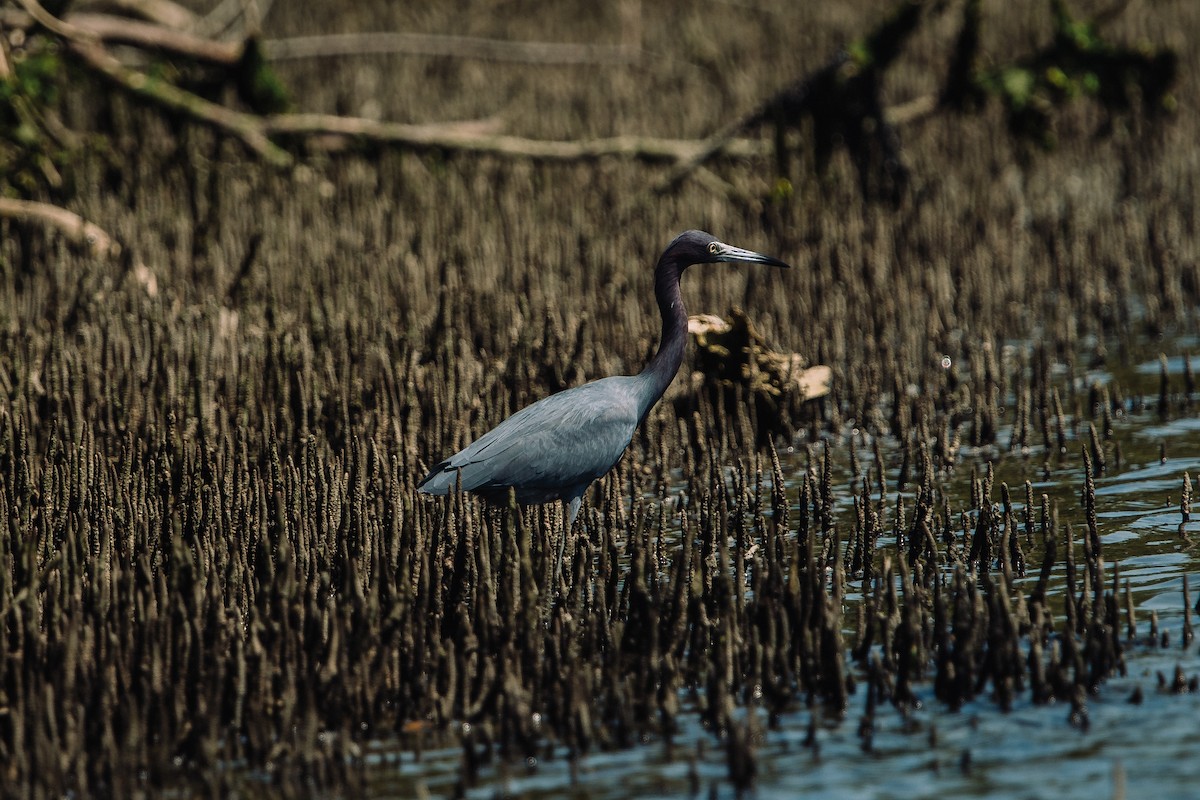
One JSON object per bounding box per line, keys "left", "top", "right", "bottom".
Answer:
{"left": 67, "top": 12, "right": 243, "bottom": 65}
{"left": 0, "top": 198, "right": 120, "bottom": 258}
{"left": 264, "top": 113, "right": 766, "bottom": 162}
{"left": 83, "top": 0, "right": 199, "bottom": 29}
{"left": 16, "top": 0, "right": 97, "bottom": 41}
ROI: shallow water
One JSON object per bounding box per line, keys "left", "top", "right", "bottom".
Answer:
{"left": 361, "top": 348, "right": 1200, "bottom": 800}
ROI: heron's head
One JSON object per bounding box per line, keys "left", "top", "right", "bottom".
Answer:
{"left": 665, "top": 230, "right": 791, "bottom": 271}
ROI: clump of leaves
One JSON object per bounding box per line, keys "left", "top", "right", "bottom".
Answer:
{"left": 946, "top": 0, "right": 1178, "bottom": 147}
{"left": 0, "top": 44, "right": 70, "bottom": 195}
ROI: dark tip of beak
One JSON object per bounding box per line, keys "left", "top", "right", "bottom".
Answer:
{"left": 715, "top": 248, "right": 791, "bottom": 269}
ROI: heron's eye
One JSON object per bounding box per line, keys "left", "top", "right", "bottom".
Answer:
{"left": 708, "top": 242, "right": 720, "bottom": 254}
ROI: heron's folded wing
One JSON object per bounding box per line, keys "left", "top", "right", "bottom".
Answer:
{"left": 420, "top": 381, "right": 640, "bottom": 496}
{"left": 472, "top": 397, "right": 638, "bottom": 493}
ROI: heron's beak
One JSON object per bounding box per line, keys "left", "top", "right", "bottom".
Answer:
{"left": 708, "top": 241, "right": 791, "bottom": 269}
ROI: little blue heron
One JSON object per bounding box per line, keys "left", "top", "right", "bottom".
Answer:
{"left": 418, "top": 230, "right": 790, "bottom": 557}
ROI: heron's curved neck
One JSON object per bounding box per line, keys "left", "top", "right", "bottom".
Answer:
{"left": 637, "top": 258, "right": 687, "bottom": 413}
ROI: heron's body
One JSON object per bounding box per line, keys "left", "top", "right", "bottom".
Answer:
{"left": 418, "top": 230, "right": 788, "bottom": 530}
{"left": 418, "top": 375, "right": 646, "bottom": 507}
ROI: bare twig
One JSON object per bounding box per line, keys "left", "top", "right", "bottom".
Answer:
{"left": 67, "top": 12, "right": 244, "bottom": 64}
{"left": 886, "top": 93, "right": 938, "bottom": 126}
{"left": 0, "top": 32, "right": 11, "bottom": 79}
{"left": 264, "top": 112, "right": 766, "bottom": 162}
{"left": 82, "top": 0, "right": 199, "bottom": 29}
{"left": 0, "top": 198, "right": 121, "bottom": 258}
{"left": 7, "top": 9, "right": 643, "bottom": 68}
{"left": 15, "top": 0, "right": 97, "bottom": 42}
{"left": 262, "top": 32, "right": 640, "bottom": 66}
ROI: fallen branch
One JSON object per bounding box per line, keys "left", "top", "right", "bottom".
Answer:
{"left": 0, "top": 198, "right": 121, "bottom": 258}
{"left": 83, "top": 0, "right": 199, "bottom": 29}
{"left": 262, "top": 31, "right": 640, "bottom": 66}
{"left": 264, "top": 112, "right": 767, "bottom": 162}
{"left": 16, "top": 0, "right": 96, "bottom": 41}
{"left": 59, "top": 6, "right": 640, "bottom": 67}
{"left": 66, "top": 12, "right": 243, "bottom": 65}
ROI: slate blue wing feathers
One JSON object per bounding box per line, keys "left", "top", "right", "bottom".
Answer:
{"left": 418, "top": 377, "right": 642, "bottom": 503}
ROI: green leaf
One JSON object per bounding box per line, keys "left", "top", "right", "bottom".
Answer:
{"left": 999, "top": 68, "right": 1035, "bottom": 108}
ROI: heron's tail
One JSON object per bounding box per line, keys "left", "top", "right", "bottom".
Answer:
{"left": 416, "top": 462, "right": 458, "bottom": 495}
